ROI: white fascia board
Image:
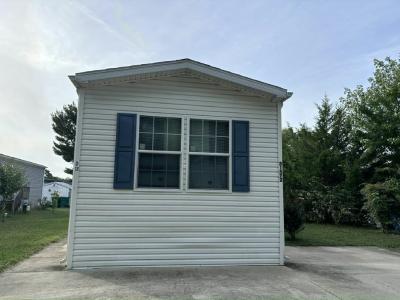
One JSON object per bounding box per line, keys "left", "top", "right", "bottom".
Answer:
{"left": 185, "top": 60, "right": 289, "bottom": 98}
{"left": 70, "top": 59, "right": 292, "bottom": 100}
{"left": 74, "top": 60, "right": 187, "bottom": 82}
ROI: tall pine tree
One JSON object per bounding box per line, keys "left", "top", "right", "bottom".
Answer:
{"left": 51, "top": 103, "right": 77, "bottom": 175}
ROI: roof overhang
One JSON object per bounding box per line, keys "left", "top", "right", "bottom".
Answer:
{"left": 0, "top": 153, "right": 46, "bottom": 169}
{"left": 69, "top": 59, "right": 292, "bottom": 101}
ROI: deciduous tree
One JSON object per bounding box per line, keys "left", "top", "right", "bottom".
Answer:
{"left": 0, "top": 163, "right": 26, "bottom": 222}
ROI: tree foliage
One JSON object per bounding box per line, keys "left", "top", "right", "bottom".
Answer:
{"left": 283, "top": 56, "right": 400, "bottom": 233}
{"left": 51, "top": 102, "right": 77, "bottom": 175}
{"left": 342, "top": 57, "right": 400, "bottom": 182}
{"left": 362, "top": 179, "right": 400, "bottom": 232}
{"left": 284, "top": 197, "right": 305, "bottom": 240}
{"left": 44, "top": 169, "right": 72, "bottom": 184}
{"left": 0, "top": 162, "right": 26, "bottom": 221}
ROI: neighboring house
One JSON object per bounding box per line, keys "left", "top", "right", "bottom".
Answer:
{"left": 67, "top": 59, "right": 292, "bottom": 269}
{"left": 42, "top": 182, "right": 72, "bottom": 201}
{"left": 0, "top": 153, "right": 46, "bottom": 209}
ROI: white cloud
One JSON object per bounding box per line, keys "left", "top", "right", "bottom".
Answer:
{"left": 0, "top": 0, "right": 399, "bottom": 176}
{"left": 0, "top": 0, "right": 154, "bottom": 177}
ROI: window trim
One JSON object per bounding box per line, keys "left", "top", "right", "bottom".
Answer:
{"left": 186, "top": 117, "right": 232, "bottom": 193}
{"left": 132, "top": 114, "right": 235, "bottom": 193}
{"left": 21, "top": 186, "right": 30, "bottom": 200}
{"left": 134, "top": 113, "right": 184, "bottom": 191}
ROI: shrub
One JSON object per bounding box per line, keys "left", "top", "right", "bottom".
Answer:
{"left": 302, "top": 181, "right": 369, "bottom": 226}
{"left": 362, "top": 178, "right": 400, "bottom": 232}
{"left": 39, "top": 197, "right": 51, "bottom": 209}
{"left": 284, "top": 196, "right": 305, "bottom": 240}
{"left": 51, "top": 191, "right": 60, "bottom": 213}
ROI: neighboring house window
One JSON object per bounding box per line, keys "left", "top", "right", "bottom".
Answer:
{"left": 21, "top": 187, "right": 30, "bottom": 199}
{"left": 189, "top": 119, "right": 230, "bottom": 190}
{"left": 137, "top": 116, "right": 182, "bottom": 188}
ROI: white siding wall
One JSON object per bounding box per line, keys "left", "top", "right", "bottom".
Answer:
{"left": 70, "top": 75, "right": 281, "bottom": 268}
{"left": 42, "top": 183, "right": 72, "bottom": 200}
{"left": 23, "top": 165, "right": 45, "bottom": 207}
{"left": 0, "top": 156, "right": 45, "bottom": 208}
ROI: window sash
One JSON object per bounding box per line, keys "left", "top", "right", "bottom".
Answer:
{"left": 138, "top": 116, "right": 182, "bottom": 152}
{"left": 135, "top": 115, "right": 183, "bottom": 190}
{"left": 188, "top": 155, "right": 229, "bottom": 190}
{"left": 137, "top": 153, "right": 181, "bottom": 188}
{"left": 189, "top": 119, "right": 230, "bottom": 154}
{"left": 188, "top": 118, "right": 231, "bottom": 191}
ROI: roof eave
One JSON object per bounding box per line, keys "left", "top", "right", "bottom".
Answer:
{"left": 69, "top": 59, "right": 290, "bottom": 99}
{"left": 68, "top": 75, "right": 80, "bottom": 89}
{"left": 0, "top": 153, "right": 46, "bottom": 169}
{"left": 282, "top": 91, "right": 293, "bottom": 102}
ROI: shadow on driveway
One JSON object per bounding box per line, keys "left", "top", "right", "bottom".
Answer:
{"left": 1, "top": 240, "right": 400, "bottom": 300}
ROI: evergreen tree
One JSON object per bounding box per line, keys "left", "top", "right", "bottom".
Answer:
{"left": 283, "top": 56, "right": 400, "bottom": 230}
{"left": 51, "top": 103, "right": 77, "bottom": 175}
{"left": 44, "top": 169, "right": 72, "bottom": 184}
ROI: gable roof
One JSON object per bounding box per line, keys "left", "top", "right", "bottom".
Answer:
{"left": 0, "top": 153, "right": 46, "bottom": 169}
{"left": 69, "top": 59, "right": 292, "bottom": 101}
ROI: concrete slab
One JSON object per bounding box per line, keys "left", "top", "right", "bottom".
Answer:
{"left": 1, "top": 240, "right": 400, "bottom": 299}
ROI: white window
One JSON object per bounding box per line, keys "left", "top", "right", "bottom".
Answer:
{"left": 188, "top": 119, "right": 230, "bottom": 190}
{"left": 137, "top": 116, "right": 182, "bottom": 188}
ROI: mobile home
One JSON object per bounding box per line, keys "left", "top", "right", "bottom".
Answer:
{"left": 0, "top": 153, "right": 45, "bottom": 209}
{"left": 67, "top": 59, "right": 292, "bottom": 269}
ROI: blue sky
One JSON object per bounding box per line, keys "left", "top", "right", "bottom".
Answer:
{"left": 0, "top": 0, "right": 399, "bottom": 176}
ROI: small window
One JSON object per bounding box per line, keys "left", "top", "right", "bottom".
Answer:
{"left": 137, "top": 116, "right": 181, "bottom": 188}
{"left": 21, "top": 187, "right": 30, "bottom": 199}
{"left": 189, "top": 119, "right": 230, "bottom": 190}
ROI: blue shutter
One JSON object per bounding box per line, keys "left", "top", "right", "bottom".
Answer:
{"left": 232, "top": 120, "right": 250, "bottom": 192}
{"left": 113, "top": 113, "right": 137, "bottom": 189}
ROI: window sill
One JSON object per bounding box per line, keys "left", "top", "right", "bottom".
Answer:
{"left": 134, "top": 188, "right": 182, "bottom": 193}
{"left": 133, "top": 188, "right": 233, "bottom": 194}
{"left": 186, "top": 189, "right": 232, "bottom": 194}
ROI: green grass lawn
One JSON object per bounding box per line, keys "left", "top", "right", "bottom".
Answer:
{"left": 286, "top": 223, "right": 400, "bottom": 249}
{"left": 1, "top": 209, "right": 400, "bottom": 272}
{"left": 0, "top": 208, "right": 69, "bottom": 272}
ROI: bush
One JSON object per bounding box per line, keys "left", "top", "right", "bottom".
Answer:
{"left": 284, "top": 196, "right": 305, "bottom": 240}
{"left": 39, "top": 197, "right": 51, "bottom": 209}
{"left": 302, "top": 180, "right": 369, "bottom": 226}
{"left": 362, "top": 178, "right": 400, "bottom": 232}
{"left": 51, "top": 191, "right": 60, "bottom": 213}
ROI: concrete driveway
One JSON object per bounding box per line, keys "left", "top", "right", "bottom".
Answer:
{"left": 1, "top": 240, "right": 400, "bottom": 300}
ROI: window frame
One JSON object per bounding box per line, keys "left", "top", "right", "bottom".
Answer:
{"left": 134, "top": 113, "right": 184, "bottom": 191}
{"left": 21, "top": 186, "right": 30, "bottom": 200}
{"left": 186, "top": 117, "right": 232, "bottom": 193}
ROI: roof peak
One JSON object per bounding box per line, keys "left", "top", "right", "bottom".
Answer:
{"left": 70, "top": 59, "right": 292, "bottom": 101}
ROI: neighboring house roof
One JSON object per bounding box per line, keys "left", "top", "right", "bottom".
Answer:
{"left": 0, "top": 153, "right": 46, "bottom": 169}
{"left": 69, "top": 58, "right": 292, "bottom": 101}
{"left": 44, "top": 182, "right": 72, "bottom": 189}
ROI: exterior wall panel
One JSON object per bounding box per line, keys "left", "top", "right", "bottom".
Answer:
{"left": 70, "top": 75, "right": 281, "bottom": 268}
{"left": 0, "top": 155, "right": 45, "bottom": 208}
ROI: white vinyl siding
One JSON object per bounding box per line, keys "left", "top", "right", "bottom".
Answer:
{"left": 0, "top": 156, "right": 45, "bottom": 208}
{"left": 70, "top": 74, "right": 281, "bottom": 268}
